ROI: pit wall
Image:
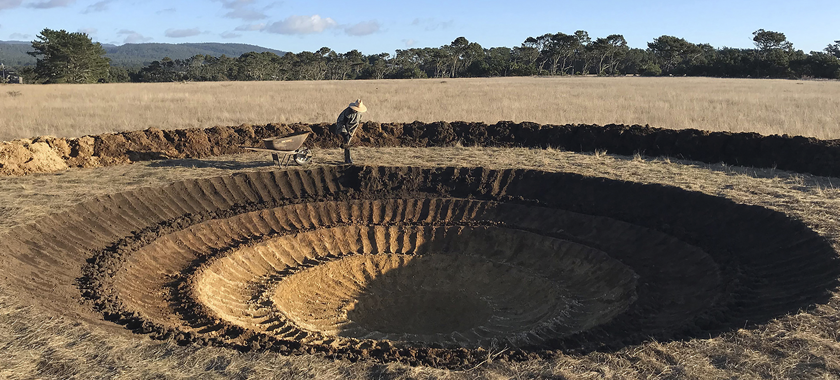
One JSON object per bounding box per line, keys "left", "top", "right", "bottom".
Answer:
{"left": 2, "top": 121, "right": 840, "bottom": 177}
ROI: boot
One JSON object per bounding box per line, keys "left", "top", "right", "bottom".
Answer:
{"left": 344, "top": 148, "right": 353, "bottom": 164}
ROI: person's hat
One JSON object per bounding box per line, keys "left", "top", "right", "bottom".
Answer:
{"left": 349, "top": 99, "right": 367, "bottom": 113}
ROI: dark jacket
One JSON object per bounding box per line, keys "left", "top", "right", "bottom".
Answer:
{"left": 335, "top": 107, "right": 361, "bottom": 135}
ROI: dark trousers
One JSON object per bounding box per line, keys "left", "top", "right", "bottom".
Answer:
{"left": 339, "top": 131, "right": 352, "bottom": 163}
{"left": 335, "top": 123, "right": 355, "bottom": 164}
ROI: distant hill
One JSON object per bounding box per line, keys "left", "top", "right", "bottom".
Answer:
{"left": 103, "top": 43, "right": 287, "bottom": 67}
{"left": 0, "top": 41, "right": 34, "bottom": 66}
{"left": 0, "top": 41, "right": 286, "bottom": 68}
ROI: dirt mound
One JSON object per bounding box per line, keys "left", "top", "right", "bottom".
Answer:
{"left": 4, "top": 122, "right": 840, "bottom": 177}
{"left": 0, "top": 166, "right": 837, "bottom": 368}
{"left": 0, "top": 137, "right": 69, "bottom": 175}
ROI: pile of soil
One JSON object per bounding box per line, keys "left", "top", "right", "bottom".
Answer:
{"left": 0, "top": 137, "right": 71, "bottom": 174}
{"left": 1, "top": 166, "right": 837, "bottom": 368}
{"left": 2, "top": 122, "right": 840, "bottom": 177}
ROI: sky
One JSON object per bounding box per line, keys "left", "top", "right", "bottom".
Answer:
{"left": 0, "top": 0, "right": 837, "bottom": 55}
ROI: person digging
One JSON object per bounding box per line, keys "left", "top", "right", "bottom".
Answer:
{"left": 334, "top": 99, "right": 367, "bottom": 164}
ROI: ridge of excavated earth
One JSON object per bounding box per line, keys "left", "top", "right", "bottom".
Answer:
{"left": 3, "top": 121, "right": 840, "bottom": 177}
{"left": 1, "top": 165, "right": 838, "bottom": 369}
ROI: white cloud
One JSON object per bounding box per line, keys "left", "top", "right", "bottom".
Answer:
{"left": 165, "top": 28, "right": 201, "bottom": 38}
{"left": 403, "top": 39, "right": 417, "bottom": 47}
{"left": 77, "top": 28, "right": 97, "bottom": 36}
{"left": 218, "top": 0, "right": 267, "bottom": 21}
{"left": 235, "top": 23, "right": 266, "bottom": 31}
{"left": 27, "top": 0, "right": 75, "bottom": 9}
{"left": 0, "top": 0, "right": 22, "bottom": 10}
{"left": 225, "top": 7, "right": 266, "bottom": 20}
{"left": 220, "top": 0, "right": 254, "bottom": 7}
{"left": 266, "top": 15, "right": 336, "bottom": 35}
{"left": 84, "top": 0, "right": 111, "bottom": 13}
{"left": 118, "top": 29, "right": 151, "bottom": 44}
{"left": 9, "top": 32, "right": 29, "bottom": 40}
{"left": 411, "top": 18, "right": 454, "bottom": 31}
{"left": 344, "top": 20, "right": 379, "bottom": 36}
{"left": 220, "top": 31, "right": 241, "bottom": 39}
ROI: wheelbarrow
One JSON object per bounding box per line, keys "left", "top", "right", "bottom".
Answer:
{"left": 242, "top": 131, "right": 313, "bottom": 167}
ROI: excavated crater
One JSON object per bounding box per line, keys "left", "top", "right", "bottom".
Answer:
{"left": 193, "top": 224, "right": 640, "bottom": 348}
{"left": 0, "top": 166, "right": 838, "bottom": 367}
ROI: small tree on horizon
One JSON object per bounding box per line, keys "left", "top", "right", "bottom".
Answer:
{"left": 751, "top": 29, "right": 797, "bottom": 77}
{"left": 826, "top": 40, "right": 840, "bottom": 59}
{"left": 648, "top": 35, "right": 702, "bottom": 74}
{"left": 28, "top": 28, "right": 110, "bottom": 84}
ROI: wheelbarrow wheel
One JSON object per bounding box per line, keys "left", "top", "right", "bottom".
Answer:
{"left": 294, "top": 148, "right": 313, "bottom": 165}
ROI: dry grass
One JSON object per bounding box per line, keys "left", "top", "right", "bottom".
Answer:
{"left": 1, "top": 77, "right": 839, "bottom": 141}
{"left": 3, "top": 148, "right": 840, "bottom": 379}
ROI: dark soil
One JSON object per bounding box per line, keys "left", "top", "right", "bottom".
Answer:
{"left": 4, "top": 122, "right": 840, "bottom": 177}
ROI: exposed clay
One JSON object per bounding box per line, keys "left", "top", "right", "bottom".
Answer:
{"left": 0, "top": 166, "right": 838, "bottom": 368}
{"left": 3, "top": 122, "right": 840, "bottom": 177}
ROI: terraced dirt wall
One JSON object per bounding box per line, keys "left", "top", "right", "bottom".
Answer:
{"left": 1, "top": 166, "right": 838, "bottom": 368}
{"left": 3, "top": 121, "right": 840, "bottom": 177}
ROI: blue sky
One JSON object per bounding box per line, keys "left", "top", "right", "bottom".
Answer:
{"left": 0, "top": 0, "right": 837, "bottom": 55}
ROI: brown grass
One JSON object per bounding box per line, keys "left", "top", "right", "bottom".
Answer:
{"left": 2, "top": 77, "right": 839, "bottom": 141}
{"left": 2, "top": 148, "right": 840, "bottom": 379}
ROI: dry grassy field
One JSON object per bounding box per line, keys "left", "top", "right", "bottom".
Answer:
{"left": 3, "top": 77, "right": 840, "bottom": 380}
{"left": 1, "top": 77, "right": 839, "bottom": 141}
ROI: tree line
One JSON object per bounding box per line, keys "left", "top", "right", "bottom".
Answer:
{"left": 18, "top": 28, "right": 840, "bottom": 84}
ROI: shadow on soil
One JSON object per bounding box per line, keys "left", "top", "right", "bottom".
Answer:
{"left": 149, "top": 158, "right": 275, "bottom": 170}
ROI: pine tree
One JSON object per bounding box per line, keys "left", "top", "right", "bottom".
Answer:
{"left": 28, "top": 28, "right": 110, "bottom": 84}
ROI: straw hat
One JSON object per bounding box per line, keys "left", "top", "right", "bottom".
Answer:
{"left": 349, "top": 99, "right": 367, "bottom": 113}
